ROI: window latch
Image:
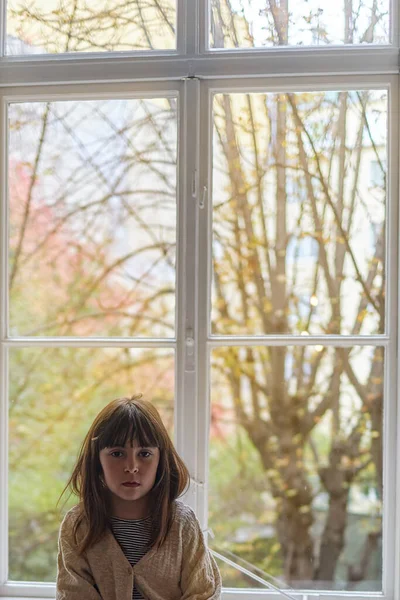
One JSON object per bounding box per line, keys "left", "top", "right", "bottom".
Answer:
{"left": 185, "top": 328, "right": 195, "bottom": 372}
{"left": 200, "top": 185, "right": 207, "bottom": 209}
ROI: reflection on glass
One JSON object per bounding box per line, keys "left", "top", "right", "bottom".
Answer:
{"left": 210, "top": 0, "right": 388, "bottom": 48}
{"left": 209, "top": 345, "right": 383, "bottom": 591}
{"left": 213, "top": 547, "right": 301, "bottom": 594}
{"left": 8, "top": 346, "right": 174, "bottom": 581}
{"left": 7, "top": 0, "right": 176, "bottom": 55}
{"left": 211, "top": 90, "right": 387, "bottom": 335}
{"left": 9, "top": 99, "right": 177, "bottom": 337}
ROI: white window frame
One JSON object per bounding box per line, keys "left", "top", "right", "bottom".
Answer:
{"left": 197, "top": 74, "right": 399, "bottom": 600}
{"left": 0, "top": 1, "right": 399, "bottom": 600}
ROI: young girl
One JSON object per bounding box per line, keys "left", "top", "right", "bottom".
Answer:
{"left": 56, "top": 394, "right": 221, "bottom": 600}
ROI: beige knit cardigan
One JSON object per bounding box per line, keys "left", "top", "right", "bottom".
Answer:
{"left": 56, "top": 500, "right": 222, "bottom": 600}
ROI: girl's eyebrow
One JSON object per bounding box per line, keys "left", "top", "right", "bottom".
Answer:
{"left": 108, "top": 445, "right": 155, "bottom": 450}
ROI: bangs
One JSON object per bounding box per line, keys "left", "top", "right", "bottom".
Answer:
{"left": 95, "top": 402, "right": 161, "bottom": 450}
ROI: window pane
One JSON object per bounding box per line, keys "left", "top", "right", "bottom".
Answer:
{"left": 7, "top": 0, "right": 176, "bottom": 55}
{"left": 209, "top": 345, "right": 383, "bottom": 591}
{"left": 9, "top": 98, "right": 177, "bottom": 337}
{"left": 8, "top": 346, "right": 174, "bottom": 582}
{"left": 209, "top": 0, "right": 388, "bottom": 48}
{"left": 212, "top": 90, "right": 387, "bottom": 335}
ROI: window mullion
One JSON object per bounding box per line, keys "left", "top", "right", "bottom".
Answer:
{"left": 175, "top": 77, "right": 201, "bottom": 512}
{"left": 176, "top": 0, "right": 187, "bottom": 55}
{"left": 380, "top": 75, "right": 399, "bottom": 600}
{"left": 0, "top": 93, "right": 8, "bottom": 588}
{"left": 198, "top": 0, "right": 208, "bottom": 55}
{"left": 183, "top": 0, "right": 199, "bottom": 56}
{"left": 195, "top": 78, "right": 211, "bottom": 530}
{"left": 392, "top": 0, "right": 399, "bottom": 45}
{"left": 0, "top": 345, "right": 8, "bottom": 589}
{"left": 391, "top": 76, "right": 400, "bottom": 600}
{"left": 0, "top": 0, "right": 5, "bottom": 58}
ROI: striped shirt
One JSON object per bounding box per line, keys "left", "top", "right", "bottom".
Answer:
{"left": 111, "top": 515, "right": 152, "bottom": 600}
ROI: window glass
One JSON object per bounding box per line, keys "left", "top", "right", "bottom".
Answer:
{"left": 8, "top": 346, "right": 174, "bottom": 581}
{"left": 209, "top": 0, "right": 389, "bottom": 48}
{"left": 9, "top": 98, "right": 177, "bottom": 337}
{"left": 209, "top": 345, "right": 383, "bottom": 591}
{"left": 7, "top": 0, "right": 176, "bottom": 55}
{"left": 211, "top": 90, "right": 387, "bottom": 335}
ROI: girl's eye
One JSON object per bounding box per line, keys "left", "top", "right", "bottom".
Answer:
{"left": 110, "top": 451, "right": 123, "bottom": 458}
{"left": 140, "top": 451, "right": 152, "bottom": 458}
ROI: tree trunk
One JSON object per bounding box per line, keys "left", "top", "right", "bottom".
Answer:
{"left": 315, "top": 492, "right": 349, "bottom": 581}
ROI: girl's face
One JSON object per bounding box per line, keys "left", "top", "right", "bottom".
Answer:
{"left": 99, "top": 441, "right": 160, "bottom": 519}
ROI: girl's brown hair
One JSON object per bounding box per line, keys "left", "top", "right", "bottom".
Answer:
{"left": 58, "top": 395, "right": 190, "bottom": 554}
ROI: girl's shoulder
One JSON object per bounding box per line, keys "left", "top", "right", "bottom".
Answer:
{"left": 62, "top": 503, "right": 83, "bottom": 524}
{"left": 59, "top": 504, "right": 87, "bottom": 540}
{"left": 171, "top": 500, "right": 202, "bottom": 533}
{"left": 172, "top": 499, "right": 195, "bottom": 520}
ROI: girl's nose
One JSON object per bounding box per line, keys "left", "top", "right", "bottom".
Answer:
{"left": 124, "top": 462, "right": 139, "bottom": 473}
